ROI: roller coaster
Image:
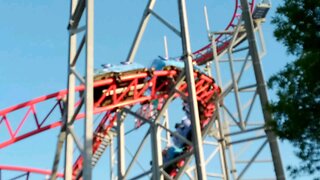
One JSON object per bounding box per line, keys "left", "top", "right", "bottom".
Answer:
{"left": 0, "top": 0, "right": 285, "bottom": 179}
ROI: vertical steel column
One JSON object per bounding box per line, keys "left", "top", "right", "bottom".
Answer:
{"left": 110, "top": 137, "right": 115, "bottom": 180}
{"left": 211, "top": 35, "right": 230, "bottom": 180}
{"left": 204, "top": 22, "right": 229, "bottom": 177}
{"left": 257, "top": 25, "right": 267, "bottom": 57}
{"left": 163, "top": 37, "right": 171, "bottom": 146}
{"left": 227, "top": 49, "right": 244, "bottom": 129}
{"left": 178, "top": 0, "right": 207, "bottom": 179}
{"left": 83, "top": 0, "right": 94, "bottom": 179}
{"left": 164, "top": 110, "right": 171, "bottom": 146}
{"left": 163, "top": 36, "right": 169, "bottom": 60}
{"left": 64, "top": 0, "right": 77, "bottom": 179}
{"left": 225, "top": 123, "right": 238, "bottom": 180}
{"left": 205, "top": 4, "right": 231, "bottom": 175}
{"left": 150, "top": 120, "right": 163, "bottom": 179}
{"left": 117, "top": 111, "right": 125, "bottom": 179}
{"left": 205, "top": 5, "right": 239, "bottom": 176}
{"left": 239, "top": 0, "right": 285, "bottom": 179}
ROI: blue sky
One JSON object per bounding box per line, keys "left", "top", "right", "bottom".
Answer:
{"left": 0, "top": 0, "right": 310, "bottom": 179}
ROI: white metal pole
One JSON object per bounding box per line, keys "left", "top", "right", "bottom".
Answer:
{"left": 117, "top": 112, "right": 125, "bottom": 179}
{"left": 163, "top": 110, "right": 171, "bottom": 146}
{"left": 178, "top": 0, "right": 207, "bottom": 179}
{"left": 110, "top": 137, "right": 115, "bottom": 180}
{"left": 64, "top": 0, "right": 77, "bottom": 179}
{"left": 161, "top": 35, "right": 171, "bottom": 146}
{"left": 204, "top": 6, "right": 211, "bottom": 37}
{"left": 239, "top": 0, "right": 285, "bottom": 179}
{"left": 126, "top": 0, "right": 156, "bottom": 63}
{"left": 83, "top": 0, "right": 94, "bottom": 179}
{"left": 227, "top": 49, "right": 245, "bottom": 129}
{"left": 210, "top": 32, "right": 231, "bottom": 180}
{"left": 163, "top": 36, "right": 169, "bottom": 60}
{"left": 150, "top": 122, "right": 163, "bottom": 180}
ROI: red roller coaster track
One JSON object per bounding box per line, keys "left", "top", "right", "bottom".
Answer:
{"left": 0, "top": 0, "right": 254, "bottom": 178}
{"left": 0, "top": 165, "right": 64, "bottom": 178}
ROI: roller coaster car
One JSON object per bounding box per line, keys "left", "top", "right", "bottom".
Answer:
{"left": 165, "top": 155, "right": 186, "bottom": 178}
{"left": 162, "top": 146, "right": 185, "bottom": 178}
{"left": 93, "top": 63, "right": 147, "bottom": 106}
{"left": 150, "top": 58, "right": 204, "bottom": 73}
{"left": 92, "top": 59, "right": 210, "bottom": 108}
{"left": 252, "top": 3, "right": 271, "bottom": 20}
{"left": 151, "top": 58, "right": 208, "bottom": 93}
{"left": 94, "top": 62, "right": 147, "bottom": 81}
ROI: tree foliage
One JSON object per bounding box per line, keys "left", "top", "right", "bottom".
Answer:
{"left": 272, "top": 0, "right": 320, "bottom": 55}
{"left": 269, "top": 0, "right": 320, "bottom": 178}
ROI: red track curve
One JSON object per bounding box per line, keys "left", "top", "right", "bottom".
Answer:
{"left": 0, "top": 165, "right": 64, "bottom": 178}
{"left": 193, "top": 0, "right": 255, "bottom": 65}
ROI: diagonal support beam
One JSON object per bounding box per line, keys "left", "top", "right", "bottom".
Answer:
{"left": 178, "top": 1, "right": 207, "bottom": 179}
{"left": 239, "top": 0, "right": 285, "bottom": 179}
{"left": 126, "top": 0, "right": 157, "bottom": 63}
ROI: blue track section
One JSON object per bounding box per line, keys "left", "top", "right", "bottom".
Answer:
{"left": 95, "top": 58, "right": 206, "bottom": 75}
{"left": 95, "top": 62, "right": 145, "bottom": 75}
{"left": 151, "top": 59, "right": 205, "bottom": 73}
{"left": 151, "top": 59, "right": 185, "bottom": 70}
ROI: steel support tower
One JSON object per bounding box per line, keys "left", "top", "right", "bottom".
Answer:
{"left": 50, "top": 0, "right": 95, "bottom": 179}
{"left": 0, "top": 0, "right": 287, "bottom": 179}
{"left": 198, "top": 0, "right": 286, "bottom": 179}
{"left": 54, "top": 0, "right": 284, "bottom": 179}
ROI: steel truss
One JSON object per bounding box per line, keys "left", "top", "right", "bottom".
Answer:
{"left": 114, "top": 0, "right": 285, "bottom": 179}
{"left": 50, "top": 0, "right": 95, "bottom": 179}
{"left": 53, "top": 0, "right": 284, "bottom": 179}
{"left": 197, "top": 0, "right": 286, "bottom": 179}
{"left": 114, "top": 0, "right": 217, "bottom": 179}
{"left": 0, "top": 0, "right": 286, "bottom": 180}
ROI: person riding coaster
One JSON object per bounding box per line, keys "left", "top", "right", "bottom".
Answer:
{"left": 172, "top": 116, "right": 192, "bottom": 150}
{"left": 93, "top": 59, "right": 217, "bottom": 178}
{"left": 162, "top": 146, "right": 185, "bottom": 177}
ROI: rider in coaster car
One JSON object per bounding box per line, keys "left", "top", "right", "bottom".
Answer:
{"left": 172, "top": 116, "right": 192, "bottom": 150}
{"left": 182, "top": 102, "right": 191, "bottom": 119}
{"left": 162, "top": 146, "right": 184, "bottom": 177}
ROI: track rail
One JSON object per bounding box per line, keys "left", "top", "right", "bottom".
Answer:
{"left": 193, "top": 0, "right": 255, "bottom": 65}
{"left": 75, "top": 67, "right": 221, "bottom": 178}
{"left": 0, "top": 165, "right": 64, "bottom": 178}
{"left": 0, "top": 70, "right": 168, "bottom": 149}
{"left": 0, "top": 68, "right": 220, "bottom": 179}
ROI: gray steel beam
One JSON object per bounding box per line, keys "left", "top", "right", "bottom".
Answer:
{"left": 69, "top": 0, "right": 85, "bottom": 29}
{"left": 178, "top": 0, "right": 207, "bottom": 179}
{"left": 126, "top": 0, "right": 156, "bottom": 63}
{"left": 50, "top": 130, "right": 65, "bottom": 180}
{"left": 149, "top": 10, "right": 181, "bottom": 37}
{"left": 227, "top": 18, "right": 246, "bottom": 129}
{"left": 163, "top": 110, "right": 171, "bottom": 146}
{"left": 110, "top": 137, "right": 115, "bottom": 180}
{"left": 64, "top": 0, "right": 78, "bottom": 179}
{"left": 150, "top": 118, "right": 163, "bottom": 180}
{"left": 83, "top": 0, "right": 94, "bottom": 179}
{"left": 117, "top": 111, "right": 126, "bottom": 179}
{"left": 239, "top": 0, "right": 285, "bottom": 179}
{"left": 215, "top": 109, "right": 230, "bottom": 180}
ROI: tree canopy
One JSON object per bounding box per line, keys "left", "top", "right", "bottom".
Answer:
{"left": 268, "top": 0, "right": 320, "bottom": 178}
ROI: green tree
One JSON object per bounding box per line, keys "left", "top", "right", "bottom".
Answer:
{"left": 268, "top": 0, "right": 320, "bottom": 178}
